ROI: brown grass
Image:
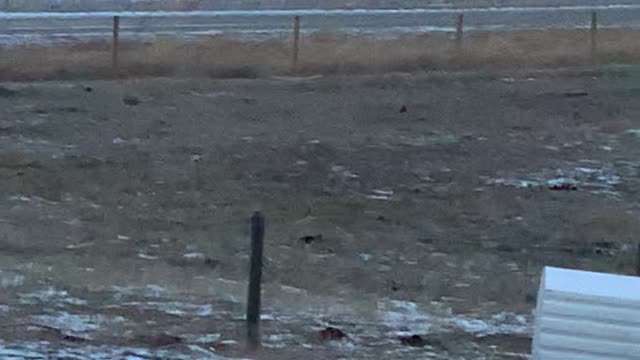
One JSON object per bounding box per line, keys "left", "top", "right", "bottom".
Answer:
{"left": 1, "top": 28, "right": 639, "bottom": 81}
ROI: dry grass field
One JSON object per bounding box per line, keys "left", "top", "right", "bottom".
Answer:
{"left": 0, "top": 28, "right": 639, "bottom": 81}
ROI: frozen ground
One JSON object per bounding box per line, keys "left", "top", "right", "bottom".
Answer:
{"left": 0, "top": 66, "right": 639, "bottom": 358}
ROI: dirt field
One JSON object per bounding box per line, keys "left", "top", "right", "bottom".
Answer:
{"left": 0, "top": 64, "right": 639, "bottom": 358}
{"left": 2, "top": 29, "right": 640, "bottom": 81}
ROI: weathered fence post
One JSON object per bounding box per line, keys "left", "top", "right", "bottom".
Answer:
{"left": 455, "top": 14, "right": 464, "bottom": 51}
{"left": 112, "top": 16, "right": 120, "bottom": 72}
{"left": 246, "top": 211, "right": 265, "bottom": 351}
{"left": 291, "top": 15, "right": 301, "bottom": 74}
{"left": 590, "top": 11, "right": 598, "bottom": 62}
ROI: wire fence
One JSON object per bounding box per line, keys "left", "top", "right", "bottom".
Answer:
{"left": 102, "top": 10, "right": 603, "bottom": 74}
{"left": 0, "top": 8, "right": 638, "bottom": 80}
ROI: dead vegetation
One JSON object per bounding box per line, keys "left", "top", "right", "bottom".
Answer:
{"left": 0, "top": 28, "right": 639, "bottom": 81}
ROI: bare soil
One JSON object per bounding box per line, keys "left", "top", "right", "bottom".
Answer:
{"left": 0, "top": 65, "right": 639, "bottom": 358}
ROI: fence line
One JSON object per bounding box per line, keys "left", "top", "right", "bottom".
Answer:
{"left": 112, "top": 15, "right": 120, "bottom": 72}
{"left": 455, "top": 14, "right": 464, "bottom": 51}
{"left": 590, "top": 11, "right": 598, "bottom": 61}
{"left": 291, "top": 15, "right": 300, "bottom": 74}
{"left": 99, "top": 12, "right": 606, "bottom": 71}
{"left": 0, "top": 10, "right": 626, "bottom": 80}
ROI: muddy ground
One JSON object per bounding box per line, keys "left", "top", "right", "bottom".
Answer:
{"left": 0, "top": 65, "right": 639, "bottom": 359}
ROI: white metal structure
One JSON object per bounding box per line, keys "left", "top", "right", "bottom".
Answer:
{"left": 533, "top": 266, "right": 640, "bottom": 360}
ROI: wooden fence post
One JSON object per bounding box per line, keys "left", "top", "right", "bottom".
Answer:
{"left": 590, "top": 11, "right": 598, "bottom": 62}
{"left": 291, "top": 16, "right": 301, "bottom": 74}
{"left": 112, "top": 16, "right": 120, "bottom": 72}
{"left": 455, "top": 14, "right": 464, "bottom": 51}
{"left": 246, "top": 212, "right": 265, "bottom": 351}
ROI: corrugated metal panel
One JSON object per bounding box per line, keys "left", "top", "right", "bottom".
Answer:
{"left": 532, "top": 267, "right": 640, "bottom": 360}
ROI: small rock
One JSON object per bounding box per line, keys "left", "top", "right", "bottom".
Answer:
{"left": 139, "top": 334, "right": 182, "bottom": 347}
{"left": 399, "top": 105, "right": 408, "bottom": 113}
{"left": 496, "top": 244, "right": 517, "bottom": 253}
{"left": 300, "top": 234, "right": 323, "bottom": 244}
{"left": 84, "top": 86, "right": 93, "bottom": 93}
{"left": 204, "top": 257, "right": 219, "bottom": 268}
{"left": 123, "top": 95, "right": 141, "bottom": 106}
{"left": 63, "top": 334, "right": 88, "bottom": 343}
{"left": 388, "top": 280, "right": 401, "bottom": 292}
{"left": 399, "top": 334, "right": 428, "bottom": 347}
{"left": 548, "top": 182, "right": 578, "bottom": 191}
{"left": 525, "top": 294, "right": 536, "bottom": 304}
{"left": 319, "top": 327, "right": 347, "bottom": 341}
{"left": 563, "top": 90, "right": 589, "bottom": 98}
{"left": 417, "top": 237, "right": 434, "bottom": 245}
{"left": 592, "top": 241, "right": 616, "bottom": 256}
{"left": 592, "top": 241, "right": 615, "bottom": 249}
{"left": 61, "top": 106, "right": 81, "bottom": 113}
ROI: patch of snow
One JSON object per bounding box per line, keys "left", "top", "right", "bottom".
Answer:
{"left": 234, "top": 314, "right": 276, "bottom": 321}
{"left": 7, "top": 194, "right": 33, "bottom": 202}
{"left": 280, "top": 285, "right": 307, "bottom": 295}
{"left": 378, "top": 300, "right": 432, "bottom": 335}
{"left": 331, "top": 165, "right": 360, "bottom": 180}
{"left": 124, "top": 301, "right": 213, "bottom": 317}
{"left": 359, "top": 253, "right": 372, "bottom": 262}
{"left": 486, "top": 178, "right": 538, "bottom": 189}
{"left": 0, "top": 272, "right": 25, "bottom": 288}
{"left": 0, "top": 342, "right": 248, "bottom": 360}
{"left": 31, "top": 312, "right": 126, "bottom": 338}
{"left": 450, "top": 312, "right": 530, "bottom": 337}
{"left": 19, "top": 287, "right": 87, "bottom": 306}
{"left": 137, "top": 253, "right": 159, "bottom": 260}
{"left": 112, "top": 284, "right": 169, "bottom": 298}
{"left": 546, "top": 177, "right": 577, "bottom": 187}
{"left": 485, "top": 163, "right": 622, "bottom": 194}
{"left": 66, "top": 242, "right": 95, "bottom": 250}
{"left": 575, "top": 167, "right": 598, "bottom": 174}
{"left": 366, "top": 189, "right": 394, "bottom": 200}
{"left": 184, "top": 333, "right": 221, "bottom": 343}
